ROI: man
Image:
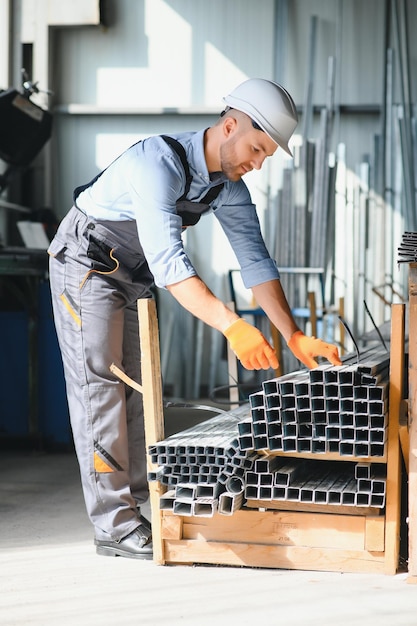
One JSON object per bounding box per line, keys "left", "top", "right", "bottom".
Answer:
{"left": 48, "top": 78, "right": 341, "bottom": 560}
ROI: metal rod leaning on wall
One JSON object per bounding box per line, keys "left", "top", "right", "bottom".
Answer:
{"left": 309, "top": 55, "right": 335, "bottom": 270}
{"left": 392, "top": 0, "right": 416, "bottom": 231}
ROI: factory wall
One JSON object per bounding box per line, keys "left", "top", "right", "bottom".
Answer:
{"left": 4, "top": 0, "right": 415, "bottom": 400}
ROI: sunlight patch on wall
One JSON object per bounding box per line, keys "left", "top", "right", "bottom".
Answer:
{"left": 97, "top": 0, "right": 191, "bottom": 107}
{"left": 204, "top": 42, "right": 247, "bottom": 108}
{"left": 95, "top": 133, "right": 150, "bottom": 170}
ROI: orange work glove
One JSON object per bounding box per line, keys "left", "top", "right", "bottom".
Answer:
{"left": 287, "top": 330, "right": 342, "bottom": 369}
{"left": 224, "top": 318, "right": 278, "bottom": 371}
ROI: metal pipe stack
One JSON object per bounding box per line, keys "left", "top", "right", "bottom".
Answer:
{"left": 244, "top": 457, "right": 386, "bottom": 509}
{"left": 148, "top": 405, "right": 255, "bottom": 517}
{"left": 149, "top": 349, "right": 389, "bottom": 515}
{"left": 239, "top": 347, "right": 389, "bottom": 459}
{"left": 398, "top": 231, "right": 417, "bottom": 262}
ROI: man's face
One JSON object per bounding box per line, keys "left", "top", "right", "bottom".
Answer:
{"left": 220, "top": 122, "right": 277, "bottom": 182}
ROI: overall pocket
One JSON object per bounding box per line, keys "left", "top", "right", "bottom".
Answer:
{"left": 47, "top": 236, "right": 67, "bottom": 261}
{"left": 82, "top": 220, "right": 153, "bottom": 285}
{"left": 86, "top": 234, "right": 118, "bottom": 273}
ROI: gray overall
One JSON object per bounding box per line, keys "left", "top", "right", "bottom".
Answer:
{"left": 48, "top": 136, "right": 223, "bottom": 541}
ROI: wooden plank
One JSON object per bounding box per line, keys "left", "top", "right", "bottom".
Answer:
{"left": 176, "top": 509, "right": 368, "bottom": 551}
{"left": 162, "top": 540, "right": 385, "bottom": 573}
{"left": 384, "top": 303, "right": 405, "bottom": 574}
{"left": 408, "top": 265, "right": 417, "bottom": 577}
{"left": 161, "top": 514, "right": 182, "bottom": 540}
{"left": 308, "top": 291, "right": 318, "bottom": 336}
{"left": 365, "top": 516, "right": 385, "bottom": 552}
{"left": 138, "top": 298, "right": 166, "bottom": 565}
{"left": 263, "top": 450, "right": 387, "bottom": 463}
{"left": 245, "top": 499, "right": 381, "bottom": 517}
{"left": 226, "top": 301, "right": 240, "bottom": 408}
{"left": 110, "top": 362, "right": 143, "bottom": 394}
{"left": 269, "top": 322, "right": 282, "bottom": 378}
{"left": 339, "top": 296, "right": 346, "bottom": 354}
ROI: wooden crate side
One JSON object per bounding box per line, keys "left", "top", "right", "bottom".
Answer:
{"left": 365, "top": 516, "right": 385, "bottom": 552}
{"left": 162, "top": 540, "right": 386, "bottom": 573}
{"left": 245, "top": 498, "right": 380, "bottom": 517}
{"left": 161, "top": 513, "right": 183, "bottom": 540}
{"left": 165, "top": 509, "right": 371, "bottom": 551}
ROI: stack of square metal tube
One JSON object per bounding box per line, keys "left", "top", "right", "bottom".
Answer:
{"left": 398, "top": 231, "right": 417, "bottom": 263}
{"left": 244, "top": 456, "right": 386, "bottom": 508}
{"left": 148, "top": 346, "right": 389, "bottom": 516}
{"left": 148, "top": 405, "right": 255, "bottom": 517}
{"left": 240, "top": 346, "right": 389, "bottom": 458}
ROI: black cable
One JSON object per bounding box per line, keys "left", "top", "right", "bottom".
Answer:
{"left": 338, "top": 315, "right": 360, "bottom": 363}
{"left": 363, "top": 299, "right": 389, "bottom": 352}
{"left": 209, "top": 383, "right": 262, "bottom": 406}
{"left": 163, "top": 401, "right": 229, "bottom": 415}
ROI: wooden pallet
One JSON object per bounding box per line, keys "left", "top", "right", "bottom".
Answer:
{"left": 159, "top": 508, "right": 385, "bottom": 573}
{"left": 138, "top": 299, "right": 405, "bottom": 574}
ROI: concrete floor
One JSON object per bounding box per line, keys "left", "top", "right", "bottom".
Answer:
{"left": 1, "top": 405, "right": 417, "bottom": 626}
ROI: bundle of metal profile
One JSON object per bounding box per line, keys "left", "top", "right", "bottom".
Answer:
{"left": 218, "top": 475, "right": 245, "bottom": 515}
{"left": 397, "top": 231, "right": 417, "bottom": 263}
{"left": 148, "top": 408, "right": 244, "bottom": 483}
{"left": 354, "top": 462, "right": 387, "bottom": 507}
{"left": 244, "top": 457, "right": 387, "bottom": 508}
{"left": 148, "top": 405, "right": 255, "bottom": 516}
{"left": 158, "top": 474, "right": 247, "bottom": 518}
{"left": 173, "top": 483, "right": 219, "bottom": 517}
{"left": 239, "top": 347, "right": 389, "bottom": 458}
{"left": 155, "top": 471, "right": 253, "bottom": 518}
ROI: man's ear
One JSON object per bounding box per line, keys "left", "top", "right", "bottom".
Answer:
{"left": 223, "top": 115, "right": 238, "bottom": 138}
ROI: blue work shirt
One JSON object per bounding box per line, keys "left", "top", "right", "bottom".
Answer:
{"left": 76, "top": 129, "right": 280, "bottom": 289}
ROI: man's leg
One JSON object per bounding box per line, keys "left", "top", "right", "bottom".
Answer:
{"left": 122, "top": 300, "right": 149, "bottom": 507}
{"left": 48, "top": 210, "right": 151, "bottom": 554}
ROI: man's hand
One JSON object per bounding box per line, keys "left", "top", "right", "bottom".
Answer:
{"left": 224, "top": 318, "right": 278, "bottom": 370}
{"left": 288, "top": 330, "right": 342, "bottom": 369}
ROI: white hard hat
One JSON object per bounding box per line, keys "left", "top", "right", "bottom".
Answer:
{"left": 223, "top": 78, "right": 298, "bottom": 156}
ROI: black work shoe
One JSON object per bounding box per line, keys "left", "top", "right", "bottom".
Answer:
{"left": 95, "top": 525, "right": 153, "bottom": 560}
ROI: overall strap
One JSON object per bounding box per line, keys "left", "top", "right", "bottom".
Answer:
{"left": 200, "top": 182, "right": 224, "bottom": 205}
{"left": 161, "top": 134, "right": 224, "bottom": 227}
{"left": 162, "top": 134, "right": 224, "bottom": 205}
{"left": 160, "top": 135, "right": 193, "bottom": 201}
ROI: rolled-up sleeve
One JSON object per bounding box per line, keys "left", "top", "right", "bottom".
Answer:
{"left": 213, "top": 182, "right": 280, "bottom": 288}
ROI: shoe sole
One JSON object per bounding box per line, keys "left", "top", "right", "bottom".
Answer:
{"left": 96, "top": 545, "right": 153, "bottom": 560}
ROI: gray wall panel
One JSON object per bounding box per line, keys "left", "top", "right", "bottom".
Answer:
{"left": 7, "top": 0, "right": 415, "bottom": 393}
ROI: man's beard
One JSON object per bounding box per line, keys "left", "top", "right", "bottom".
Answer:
{"left": 219, "top": 141, "right": 243, "bottom": 182}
